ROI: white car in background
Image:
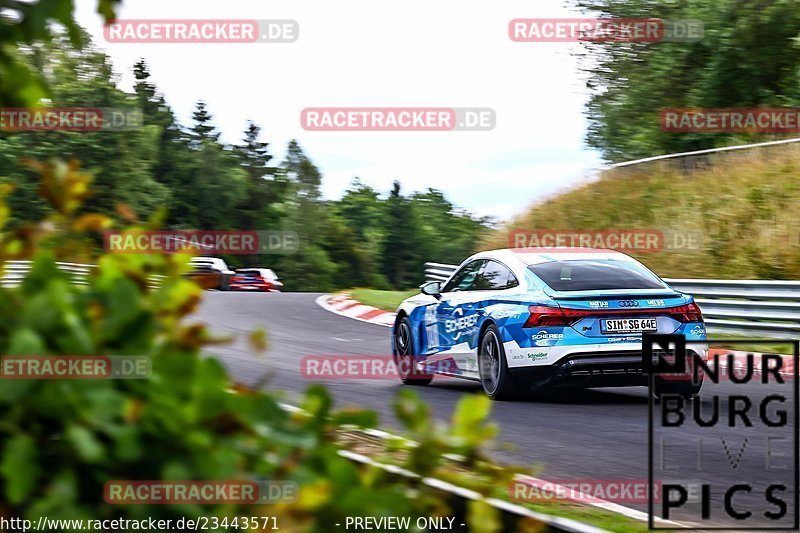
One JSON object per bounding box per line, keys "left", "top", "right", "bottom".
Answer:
{"left": 186, "top": 256, "right": 235, "bottom": 290}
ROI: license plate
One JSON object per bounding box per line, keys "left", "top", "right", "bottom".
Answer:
{"left": 602, "top": 318, "right": 657, "bottom": 334}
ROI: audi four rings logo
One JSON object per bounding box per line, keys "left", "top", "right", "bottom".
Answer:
{"left": 618, "top": 300, "right": 639, "bottom": 307}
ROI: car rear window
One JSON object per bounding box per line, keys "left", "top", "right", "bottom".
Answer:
{"left": 237, "top": 269, "right": 278, "bottom": 280}
{"left": 529, "top": 260, "right": 666, "bottom": 291}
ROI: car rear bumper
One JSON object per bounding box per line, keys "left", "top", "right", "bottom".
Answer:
{"left": 509, "top": 348, "right": 705, "bottom": 388}
{"left": 230, "top": 285, "right": 271, "bottom": 291}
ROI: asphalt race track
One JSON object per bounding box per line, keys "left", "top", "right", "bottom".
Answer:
{"left": 194, "top": 292, "right": 798, "bottom": 529}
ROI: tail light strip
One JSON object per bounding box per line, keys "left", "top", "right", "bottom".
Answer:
{"left": 523, "top": 302, "right": 703, "bottom": 328}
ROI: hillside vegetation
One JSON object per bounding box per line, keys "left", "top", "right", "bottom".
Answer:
{"left": 481, "top": 143, "right": 800, "bottom": 279}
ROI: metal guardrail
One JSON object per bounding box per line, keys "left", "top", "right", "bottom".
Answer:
{"left": 603, "top": 136, "right": 800, "bottom": 170}
{"left": 2, "top": 260, "right": 95, "bottom": 288}
{"left": 424, "top": 262, "right": 800, "bottom": 339}
{"left": 277, "top": 403, "right": 610, "bottom": 533}
{"left": 1, "top": 261, "right": 165, "bottom": 289}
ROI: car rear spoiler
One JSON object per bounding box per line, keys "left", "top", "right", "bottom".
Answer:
{"left": 544, "top": 288, "right": 684, "bottom": 301}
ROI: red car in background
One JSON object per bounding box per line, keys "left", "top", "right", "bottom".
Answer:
{"left": 229, "top": 268, "right": 284, "bottom": 292}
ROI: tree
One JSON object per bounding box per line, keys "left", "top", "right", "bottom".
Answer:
{"left": 0, "top": 0, "right": 122, "bottom": 107}
{"left": 381, "top": 181, "right": 421, "bottom": 289}
{"left": 578, "top": 0, "right": 800, "bottom": 162}
{"left": 277, "top": 140, "right": 336, "bottom": 290}
{"left": 410, "top": 188, "right": 490, "bottom": 265}
{"left": 0, "top": 33, "right": 169, "bottom": 225}
{"left": 191, "top": 101, "right": 220, "bottom": 143}
{"left": 232, "top": 122, "right": 288, "bottom": 248}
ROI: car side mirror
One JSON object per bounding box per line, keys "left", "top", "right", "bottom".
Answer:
{"left": 420, "top": 281, "right": 442, "bottom": 299}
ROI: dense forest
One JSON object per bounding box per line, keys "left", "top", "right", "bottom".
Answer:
{"left": 577, "top": 0, "right": 800, "bottom": 161}
{"left": 0, "top": 33, "right": 489, "bottom": 291}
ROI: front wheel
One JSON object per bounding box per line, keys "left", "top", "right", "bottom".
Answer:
{"left": 394, "top": 317, "right": 432, "bottom": 386}
{"left": 478, "top": 324, "right": 525, "bottom": 400}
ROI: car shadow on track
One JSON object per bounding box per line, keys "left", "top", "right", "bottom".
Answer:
{"left": 527, "top": 387, "right": 649, "bottom": 405}
{"left": 426, "top": 380, "right": 650, "bottom": 405}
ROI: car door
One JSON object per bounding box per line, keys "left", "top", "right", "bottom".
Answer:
{"left": 459, "top": 260, "right": 522, "bottom": 372}
{"left": 435, "top": 259, "right": 486, "bottom": 356}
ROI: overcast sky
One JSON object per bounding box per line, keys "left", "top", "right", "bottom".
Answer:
{"left": 75, "top": 0, "right": 603, "bottom": 220}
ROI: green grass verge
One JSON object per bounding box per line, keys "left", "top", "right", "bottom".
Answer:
{"left": 348, "top": 288, "right": 419, "bottom": 311}
{"left": 340, "top": 430, "right": 659, "bottom": 532}
{"left": 520, "top": 501, "right": 652, "bottom": 532}
{"left": 707, "top": 335, "right": 795, "bottom": 355}
{"left": 482, "top": 142, "right": 800, "bottom": 280}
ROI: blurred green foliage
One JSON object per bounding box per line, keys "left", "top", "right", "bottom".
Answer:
{"left": 484, "top": 143, "right": 800, "bottom": 279}
{"left": 577, "top": 0, "right": 800, "bottom": 161}
{"left": 0, "top": 4, "right": 527, "bottom": 531}
{"left": 0, "top": 28, "right": 488, "bottom": 292}
{"left": 0, "top": 0, "right": 122, "bottom": 107}
{"left": 0, "top": 159, "right": 527, "bottom": 531}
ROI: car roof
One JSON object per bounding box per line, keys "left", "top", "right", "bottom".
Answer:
{"left": 470, "top": 248, "right": 637, "bottom": 267}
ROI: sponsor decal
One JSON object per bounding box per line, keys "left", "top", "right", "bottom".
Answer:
{"left": 492, "top": 307, "right": 523, "bottom": 319}
{"left": 526, "top": 352, "right": 548, "bottom": 361}
{"left": 589, "top": 301, "right": 609, "bottom": 308}
{"left": 424, "top": 305, "right": 438, "bottom": 352}
{"left": 607, "top": 336, "right": 642, "bottom": 343}
{"left": 689, "top": 325, "right": 706, "bottom": 336}
{"left": 533, "top": 331, "right": 564, "bottom": 347}
{"left": 647, "top": 299, "right": 665, "bottom": 306}
{"left": 445, "top": 308, "right": 479, "bottom": 340}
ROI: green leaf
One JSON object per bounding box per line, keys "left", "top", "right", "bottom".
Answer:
{"left": 331, "top": 408, "right": 378, "bottom": 428}
{"left": 6, "top": 328, "right": 46, "bottom": 355}
{"left": 66, "top": 425, "right": 105, "bottom": 463}
{"left": 393, "top": 389, "right": 430, "bottom": 433}
{"left": 1, "top": 434, "right": 39, "bottom": 504}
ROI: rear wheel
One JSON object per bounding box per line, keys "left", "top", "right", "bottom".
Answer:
{"left": 394, "top": 317, "right": 432, "bottom": 386}
{"left": 478, "top": 324, "right": 525, "bottom": 400}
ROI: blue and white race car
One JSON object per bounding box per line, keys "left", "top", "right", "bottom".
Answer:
{"left": 391, "top": 248, "right": 707, "bottom": 400}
